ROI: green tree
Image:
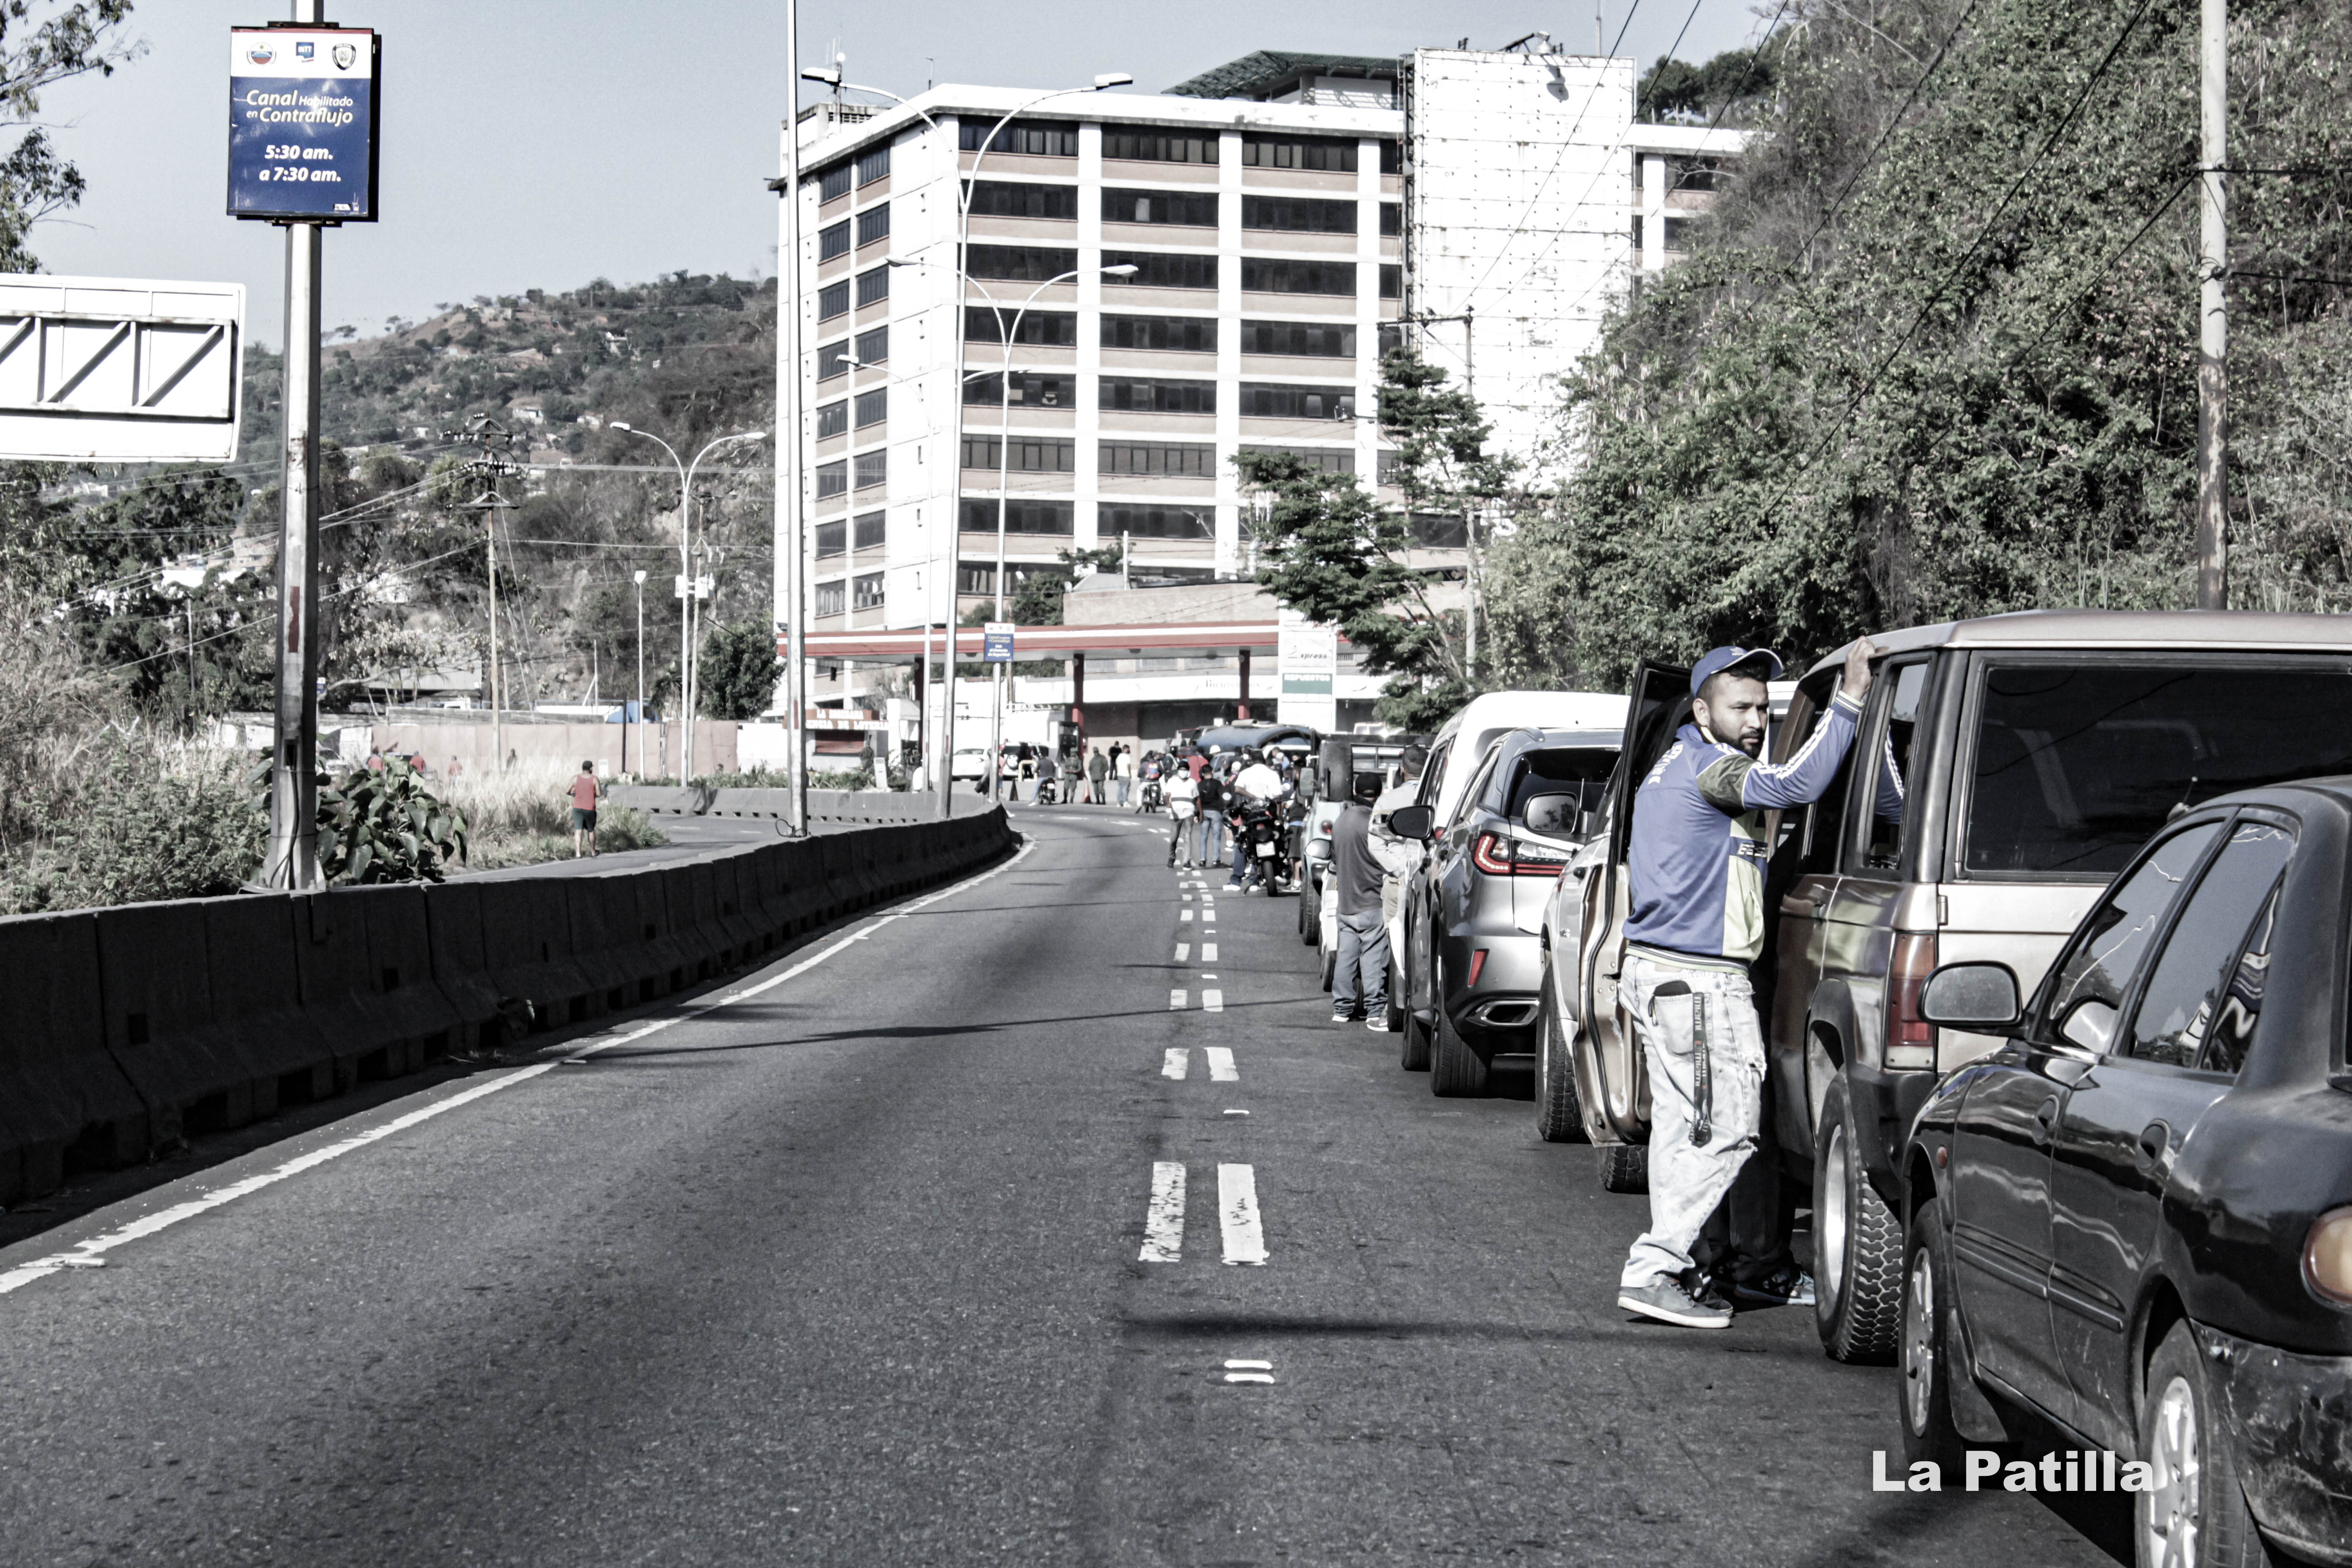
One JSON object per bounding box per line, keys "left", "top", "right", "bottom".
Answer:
{"left": 697, "top": 618, "right": 778, "bottom": 718}
{"left": 0, "top": 2, "right": 140, "bottom": 273}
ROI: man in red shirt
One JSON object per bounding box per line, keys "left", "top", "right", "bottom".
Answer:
{"left": 569, "top": 761, "right": 601, "bottom": 858}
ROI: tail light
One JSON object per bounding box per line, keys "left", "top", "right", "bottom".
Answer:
{"left": 1467, "top": 948, "right": 1488, "bottom": 987}
{"left": 1884, "top": 931, "right": 1938, "bottom": 1070}
{"left": 2306, "top": 1208, "right": 2352, "bottom": 1305}
{"left": 1474, "top": 830, "right": 1573, "bottom": 877}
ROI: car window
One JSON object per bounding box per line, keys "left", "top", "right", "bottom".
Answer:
{"left": 1417, "top": 739, "right": 1451, "bottom": 807}
{"left": 1774, "top": 672, "right": 1849, "bottom": 876}
{"left": 1964, "top": 660, "right": 2352, "bottom": 877}
{"left": 1508, "top": 746, "right": 1617, "bottom": 820}
{"left": 1861, "top": 660, "right": 1930, "bottom": 872}
{"left": 2040, "top": 820, "right": 2222, "bottom": 1052}
{"left": 2122, "top": 820, "right": 2293, "bottom": 1069}
{"left": 1452, "top": 746, "right": 1502, "bottom": 828}
{"left": 2202, "top": 884, "right": 2278, "bottom": 1077}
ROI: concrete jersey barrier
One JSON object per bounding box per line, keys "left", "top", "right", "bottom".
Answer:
{"left": 0, "top": 808, "right": 1018, "bottom": 1207}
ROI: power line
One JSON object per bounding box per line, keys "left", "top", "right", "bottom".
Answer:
{"left": 2024, "top": 174, "right": 2195, "bottom": 349}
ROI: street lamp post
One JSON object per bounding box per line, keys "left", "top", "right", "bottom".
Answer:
{"left": 819, "top": 71, "right": 1130, "bottom": 816}
{"left": 632, "top": 568, "right": 647, "bottom": 779}
{"left": 610, "top": 424, "right": 765, "bottom": 782}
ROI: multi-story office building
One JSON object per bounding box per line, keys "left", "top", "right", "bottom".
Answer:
{"left": 787, "top": 46, "right": 1744, "bottom": 737}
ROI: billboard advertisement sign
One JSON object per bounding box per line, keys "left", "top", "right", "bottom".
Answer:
{"left": 227, "top": 27, "right": 380, "bottom": 221}
{"left": 982, "top": 622, "right": 1015, "bottom": 663}
{"left": 1277, "top": 607, "right": 1338, "bottom": 730}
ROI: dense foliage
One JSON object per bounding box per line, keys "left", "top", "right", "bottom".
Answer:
{"left": 315, "top": 756, "right": 468, "bottom": 884}
{"left": 1489, "top": 0, "right": 2352, "bottom": 689}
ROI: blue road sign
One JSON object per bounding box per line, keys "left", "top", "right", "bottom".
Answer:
{"left": 983, "top": 622, "right": 1016, "bottom": 663}
{"left": 228, "top": 28, "right": 380, "bottom": 222}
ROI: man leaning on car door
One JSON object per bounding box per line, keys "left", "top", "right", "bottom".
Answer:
{"left": 1615, "top": 639, "right": 1875, "bottom": 1330}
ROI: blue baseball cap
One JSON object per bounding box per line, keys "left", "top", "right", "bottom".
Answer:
{"left": 1690, "top": 646, "right": 1784, "bottom": 695}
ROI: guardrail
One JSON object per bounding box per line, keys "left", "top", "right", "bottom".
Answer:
{"left": 0, "top": 808, "right": 1017, "bottom": 1207}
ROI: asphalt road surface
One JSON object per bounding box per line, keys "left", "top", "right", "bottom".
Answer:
{"left": 0, "top": 807, "right": 2126, "bottom": 1566}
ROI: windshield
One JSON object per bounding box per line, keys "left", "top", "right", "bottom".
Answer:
{"left": 1965, "top": 659, "right": 2352, "bottom": 877}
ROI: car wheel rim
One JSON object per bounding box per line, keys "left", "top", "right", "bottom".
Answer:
{"left": 1901, "top": 1246, "right": 1935, "bottom": 1434}
{"left": 1821, "top": 1123, "right": 1849, "bottom": 1309}
{"left": 2145, "top": 1374, "right": 2201, "bottom": 1568}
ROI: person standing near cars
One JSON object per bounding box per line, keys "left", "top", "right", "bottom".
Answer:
{"left": 1615, "top": 640, "right": 1874, "bottom": 1331}
{"left": 1085, "top": 745, "right": 1110, "bottom": 805}
{"left": 1194, "top": 765, "right": 1226, "bottom": 869}
{"left": 1328, "top": 774, "right": 1391, "bottom": 1028}
{"left": 1165, "top": 765, "right": 1199, "bottom": 866}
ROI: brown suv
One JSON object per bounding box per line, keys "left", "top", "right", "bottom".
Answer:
{"left": 1557, "top": 612, "right": 2352, "bottom": 1362}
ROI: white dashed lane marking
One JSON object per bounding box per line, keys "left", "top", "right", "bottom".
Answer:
{"left": 1174, "top": 943, "right": 1190, "bottom": 962}
{"left": 1205, "top": 1046, "right": 1237, "bottom": 1081}
{"left": 1218, "top": 1164, "right": 1268, "bottom": 1265}
{"left": 1202, "top": 990, "right": 1225, "bottom": 1013}
{"left": 1162, "top": 1048, "right": 1189, "bottom": 1080}
{"left": 1139, "top": 1163, "right": 1186, "bottom": 1263}
{"left": 1200, "top": 942, "right": 1218, "bottom": 961}
{"left": 1181, "top": 910, "right": 1194, "bottom": 922}
{"left": 1169, "top": 988, "right": 1188, "bottom": 1010}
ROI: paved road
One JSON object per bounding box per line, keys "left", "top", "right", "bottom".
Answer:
{"left": 0, "top": 806, "right": 2124, "bottom": 1565}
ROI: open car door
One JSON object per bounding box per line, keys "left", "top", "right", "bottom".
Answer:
{"left": 1570, "top": 660, "right": 1691, "bottom": 1144}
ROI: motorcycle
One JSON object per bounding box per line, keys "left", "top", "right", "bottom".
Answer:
{"left": 1139, "top": 777, "right": 1165, "bottom": 814}
{"left": 1230, "top": 799, "right": 1293, "bottom": 893}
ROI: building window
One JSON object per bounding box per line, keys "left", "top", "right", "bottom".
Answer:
{"left": 1102, "top": 250, "right": 1217, "bottom": 290}
{"left": 1380, "top": 201, "right": 1402, "bottom": 236}
{"left": 817, "top": 400, "right": 849, "bottom": 439}
{"left": 815, "top": 579, "right": 847, "bottom": 617}
{"left": 1101, "top": 314, "right": 1216, "bottom": 353}
{"left": 965, "top": 244, "right": 1078, "bottom": 282}
{"left": 958, "top": 118, "right": 1078, "bottom": 157}
{"left": 1102, "top": 187, "right": 1218, "bottom": 227}
{"left": 1378, "top": 322, "right": 1403, "bottom": 357}
{"left": 817, "top": 339, "right": 850, "bottom": 379}
{"left": 1241, "top": 195, "right": 1356, "bottom": 234}
{"left": 1380, "top": 264, "right": 1402, "bottom": 299}
{"left": 1100, "top": 440, "right": 1215, "bottom": 476}
{"left": 1663, "top": 216, "right": 1690, "bottom": 253}
{"left": 856, "top": 265, "right": 890, "bottom": 307}
{"left": 816, "top": 519, "right": 848, "bottom": 557}
{"left": 965, "top": 180, "right": 1078, "bottom": 220}
{"left": 1377, "top": 450, "right": 1403, "bottom": 485}
{"left": 1241, "top": 258, "right": 1356, "bottom": 296}
{"left": 857, "top": 143, "right": 891, "bottom": 186}
{"left": 853, "top": 449, "right": 887, "bottom": 490}
{"left": 854, "top": 324, "right": 888, "bottom": 363}
{"left": 956, "top": 559, "right": 996, "bottom": 595}
{"left": 818, "top": 279, "right": 850, "bottom": 321}
{"left": 815, "top": 460, "right": 848, "bottom": 500}
{"left": 818, "top": 219, "right": 851, "bottom": 262}
{"left": 1242, "top": 443, "right": 1355, "bottom": 475}
{"left": 1099, "top": 504, "right": 1213, "bottom": 539}
{"left": 965, "top": 306, "right": 1078, "bottom": 345}
{"left": 819, "top": 162, "right": 853, "bottom": 202}
{"left": 1379, "top": 139, "right": 1401, "bottom": 174}
{"left": 853, "top": 510, "right": 887, "bottom": 549}
{"left": 852, "top": 571, "right": 886, "bottom": 610}
{"left": 959, "top": 497, "right": 1074, "bottom": 534}
{"left": 1239, "top": 382, "right": 1355, "bottom": 421}
{"left": 1241, "top": 133, "right": 1357, "bottom": 172}
{"left": 856, "top": 203, "right": 890, "bottom": 246}
{"left": 964, "top": 370, "right": 1076, "bottom": 408}
{"left": 1671, "top": 155, "right": 1726, "bottom": 193}
{"left": 1100, "top": 377, "right": 1215, "bottom": 415}
{"left": 1102, "top": 129, "right": 1216, "bottom": 164}
{"left": 854, "top": 387, "right": 887, "bottom": 427}
{"left": 1239, "top": 320, "right": 1355, "bottom": 357}
{"left": 962, "top": 435, "right": 1076, "bottom": 472}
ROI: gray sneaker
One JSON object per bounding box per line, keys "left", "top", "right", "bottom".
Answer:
{"left": 1618, "top": 1274, "right": 1733, "bottom": 1329}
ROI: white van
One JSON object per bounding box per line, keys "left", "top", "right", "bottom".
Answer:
{"left": 1419, "top": 691, "right": 1630, "bottom": 828}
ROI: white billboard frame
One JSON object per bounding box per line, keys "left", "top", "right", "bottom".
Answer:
{"left": 0, "top": 273, "right": 245, "bottom": 463}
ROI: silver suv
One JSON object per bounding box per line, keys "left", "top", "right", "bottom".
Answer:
{"left": 1544, "top": 611, "right": 2352, "bottom": 1362}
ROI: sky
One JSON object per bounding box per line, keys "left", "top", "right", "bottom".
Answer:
{"left": 32, "top": 0, "right": 1766, "bottom": 351}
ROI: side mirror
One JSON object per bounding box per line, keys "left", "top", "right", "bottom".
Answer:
{"left": 1305, "top": 839, "right": 1333, "bottom": 862}
{"left": 1522, "top": 792, "right": 1578, "bottom": 834}
{"left": 1388, "top": 803, "right": 1434, "bottom": 841}
{"left": 1917, "top": 962, "right": 2023, "bottom": 1031}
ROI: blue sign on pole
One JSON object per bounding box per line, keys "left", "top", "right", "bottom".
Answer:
{"left": 982, "top": 622, "right": 1016, "bottom": 663}
{"left": 227, "top": 27, "right": 380, "bottom": 222}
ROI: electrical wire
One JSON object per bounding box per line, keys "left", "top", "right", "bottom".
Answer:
{"left": 2023, "top": 173, "right": 2195, "bottom": 349}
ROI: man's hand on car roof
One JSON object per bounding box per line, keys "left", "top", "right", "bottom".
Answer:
{"left": 1841, "top": 636, "right": 1878, "bottom": 701}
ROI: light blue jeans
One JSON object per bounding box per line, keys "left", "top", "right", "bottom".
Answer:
{"left": 1616, "top": 952, "right": 1766, "bottom": 1290}
{"left": 1333, "top": 908, "right": 1389, "bottom": 1016}
{"left": 1195, "top": 809, "right": 1223, "bottom": 866}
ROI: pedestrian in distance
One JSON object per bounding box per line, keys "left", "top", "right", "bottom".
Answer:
{"left": 1114, "top": 744, "right": 1135, "bottom": 806}
{"left": 1614, "top": 640, "right": 1874, "bottom": 1331}
{"left": 568, "top": 760, "right": 602, "bottom": 859}
{"left": 447, "top": 755, "right": 463, "bottom": 779}
{"left": 1368, "top": 743, "right": 1429, "bottom": 985}
{"left": 1165, "top": 767, "right": 1199, "bottom": 866}
{"left": 1193, "top": 766, "right": 1226, "bottom": 870}
{"left": 1035, "top": 749, "right": 1058, "bottom": 805}
{"left": 1086, "top": 745, "right": 1109, "bottom": 805}
{"left": 1328, "top": 772, "right": 1392, "bottom": 1029}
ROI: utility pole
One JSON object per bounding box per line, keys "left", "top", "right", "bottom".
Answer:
{"left": 456, "top": 415, "right": 520, "bottom": 772}
{"left": 2195, "top": 0, "right": 2229, "bottom": 610}
{"left": 775, "top": 0, "right": 810, "bottom": 834}
{"left": 264, "top": 164, "right": 324, "bottom": 887}
{"left": 633, "top": 568, "right": 646, "bottom": 779}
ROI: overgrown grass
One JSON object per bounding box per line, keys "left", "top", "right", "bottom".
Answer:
{"left": 437, "top": 760, "right": 669, "bottom": 870}
{"left": 0, "top": 729, "right": 262, "bottom": 914}
{"left": 646, "top": 766, "right": 882, "bottom": 790}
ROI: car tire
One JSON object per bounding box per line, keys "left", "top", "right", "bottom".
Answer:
{"left": 1430, "top": 996, "right": 1488, "bottom": 1096}
{"left": 1599, "top": 1143, "right": 1649, "bottom": 1194}
{"left": 1401, "top": 1004, "right": 1432, "bottom": 1071}
{"left": 2139, "top": 1321, "right": 2269, "bottom": 1568}
{"left": 1382, "top": 991, "right": 1404, "bottom": 1036}
{"left": 1814, "top": 1073, "right": 1903, "bottom": 1365}
{"left": 1899, "top": 1200, "right": 1968, "bottom": 1470}
{"left": 1319, "top": 947, "right": 1336, "bottom": 993}
{"left": 1534, "top": 977, "right": 1585, "bottom": 1143}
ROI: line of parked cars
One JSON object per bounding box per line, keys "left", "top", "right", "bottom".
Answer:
{"left": 1367, "top": 611, "right": 2352, "bottom": 1568}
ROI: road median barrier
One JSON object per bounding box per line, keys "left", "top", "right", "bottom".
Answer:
{"left": 0, "top": 807, "right": 1017, "bottom": 1202}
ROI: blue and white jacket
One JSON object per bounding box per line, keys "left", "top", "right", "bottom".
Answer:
{"left": 1624, "top": 691, "right": 1864, "bottom": 965}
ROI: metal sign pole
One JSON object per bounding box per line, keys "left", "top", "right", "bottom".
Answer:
{"left": 265, "top": 214, "right": 323, "bottom": 888}
{"left": 777, "top": 0, "right": 810, "bottom": 834}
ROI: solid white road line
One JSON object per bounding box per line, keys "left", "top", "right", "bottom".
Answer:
{"left": 1169, "top": 988, "right": 1187, "bottom": 1009}
{"left": 1174, "top": 943, "right": 1190, "bottom": 962}
{"left": 1162, "top": 1048, "right": 1189, "bottom": 1080}
{"left": 1140, "top": 1162, "right": 1186, "bottom": 1262}
{"left": 1202, "top": 990, "right": 1225, "bottom": 1013}
{"left": 1205, "top": 1046, "right": 1237, "bottom": 1081}
{"left": 0, "top": 835, "right": 1044, "bottom": 1300}
{"left": 1201, "top": 942, "right": 1218, "bottom": 961}
{"left": 1218, "top": 1164, "right": 1268, "bottom": 1266}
